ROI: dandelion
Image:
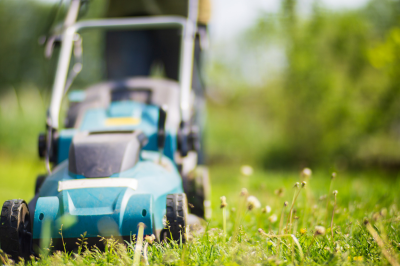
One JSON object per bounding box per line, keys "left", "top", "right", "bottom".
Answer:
{"left": 319, "top": 195, "right": 327, "bottom": 201}
{"left": 301, "top": 168, "right": 312, "bottom": 179}
{"left": 269, "top": 214, "right": 278, "bottom": 223}
{"left": 300, "top": 228, "right": 307, "bottom": 234}
{"left": 240, "top": 165, "right": 253, "bottom": 176}
{"left": 220, "top": 196, "right": 227, "bottom": 239}
{"left": 220, "top": 196, "right": 227, "bottom": 208}
{"left": 306, "top": 226, "right": 326, "bottom": 258}
{"left": 262, "top": 205, "right": 272, "bottom": 214}
{"left": 247, "top": 195, "right": 261, "bottom": 211}
{"left": 274, "top": 188, "right": 285, "bottom": 197}
{"left": 315, "top": 226, "right": 326, "bottom": 236}
{"left": 240, "top": 188, "right": 248, "bottom": 197}
{"left": 144, "top": 234, "right": 156, "bottom": 245}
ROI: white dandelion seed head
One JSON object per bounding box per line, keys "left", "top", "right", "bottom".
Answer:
{"left": 247, "top": 195, "right": 261, "bottom": 210}
{"left": 241, "top": 165, "right": 254, "bottom": 176}
{"left": 315, "top": 226, "right": 326, "bottom": 236}
{"left": 268, "top": 214, "right": 278, "bottom": 223}
{"left": 301, "top": 168, "right": 312, "bottom": 178}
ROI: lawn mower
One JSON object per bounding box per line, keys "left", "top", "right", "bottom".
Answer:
{"left": 0, "top": 0, "right": 210, "bottom": 260}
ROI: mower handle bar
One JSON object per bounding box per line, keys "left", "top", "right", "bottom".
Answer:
{"left": 49, "top": 14, "right": 197, "bottom": 129}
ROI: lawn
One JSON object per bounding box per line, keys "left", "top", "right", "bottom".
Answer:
{"left": 1, "top": 156, "right": 400, "bottom": 265}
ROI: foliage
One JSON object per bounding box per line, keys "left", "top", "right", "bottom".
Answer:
{"left": 2, "top": 0, "right": 400, "bottom": 170}
{"left": 206, "top": 0, "right": 400, "bottom": 170}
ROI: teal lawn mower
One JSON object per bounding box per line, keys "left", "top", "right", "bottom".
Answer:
{"left": 0, "top": 0, "right": 210, "bottom": 260}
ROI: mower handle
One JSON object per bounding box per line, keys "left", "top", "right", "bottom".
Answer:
{"left": 48, "top": 16, "right": 194, "bottom": 130}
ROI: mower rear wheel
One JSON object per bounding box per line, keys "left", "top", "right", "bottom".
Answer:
{"left": 161, "top": 193, "right": 188, "bottom": 243}
{"left": 0, "top": 200, "right": 32, "bottom": 261}
{"left": 183, "top": 166, "right": 211, "bottom": 219}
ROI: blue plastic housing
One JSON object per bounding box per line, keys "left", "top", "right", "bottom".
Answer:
{"left": 34, "top": 93, "right": 184, "bottom": 245}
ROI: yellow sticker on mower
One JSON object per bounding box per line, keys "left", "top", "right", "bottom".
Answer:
{"left": 105, "top": 117, "right": 141, "bottom": 126}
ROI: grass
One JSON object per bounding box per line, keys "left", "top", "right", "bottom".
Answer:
{"left": 0, "top": 93, "right": 399, "bottom": 265}
{"left": 1, "top": 157, "right": 400, "bottom": 265}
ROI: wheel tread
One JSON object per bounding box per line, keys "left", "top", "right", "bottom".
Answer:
{"left": 163, "top": 194, "right": 188, "bottom": 243}
{"left": 0, "top": 199, "right": 31, "bottom": 261}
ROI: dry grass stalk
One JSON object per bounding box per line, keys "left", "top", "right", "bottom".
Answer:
{"left": 305, "top": 226, "right": 325, "bottom": 259}
{"left": 365, "top": 220, "right": 400, "bottom": 266}
{"left": 326, "top": 172, "right": 336, "bottom": 223}
{"left": 287, "top": 181, "right": 306, "bottom": 232}
{"left": 133, "top": 222, "right": 145, "bottom": 266}
{"left": 277, "top": 201, "right": 289, "bottom": 258}
{"left": 0, "top": 252, "right": 7, "bottom": 265}
{"left": 231, "top": 189, "right": 248, "bottom": 245}
{"left": 258, "top": 228, "right": 304, "bottom": 262}
{"left": 330, "top": 190, "right": 338, "bottom": 242}
{"left": 143, "top": 242, "right": 149, "bottom": 266}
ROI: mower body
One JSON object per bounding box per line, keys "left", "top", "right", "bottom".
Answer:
{"left": 32, "top": 78, "right": 185, "bottom": 249}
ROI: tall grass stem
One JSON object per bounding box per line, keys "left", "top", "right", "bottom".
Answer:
{"left": 330, "top": 191, "right": 338, "bottom": 243}
{"left": 365, "top": 221, "right": 400, "bottom": 266}
{"left": 259, "top": 229, "right": 304, "bottom": 262}
{"left": 222, "top": 208, "right": 227, "bottom": 240}
{"left": 133, "top": 223, "right": 145, "bottom": 266}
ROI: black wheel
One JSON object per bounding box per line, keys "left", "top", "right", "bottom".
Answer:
{"left": 35, "top": 174, "right": 47, "bottom": 195}
{"left": 183, "top": 166, "right": 211, "bottom": 219}
{"left": 161, "top": 193, "right": 188, "bottom": 243}
{"left": 0, "top": 200, "right": 32, "bottom": 261}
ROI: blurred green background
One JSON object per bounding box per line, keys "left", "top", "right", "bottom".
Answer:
{"left": 1, "top": 0, "right": 400, "bottom": 204}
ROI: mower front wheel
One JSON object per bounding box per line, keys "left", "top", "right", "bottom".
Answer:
{"left": 0, "top": 199, "right": 32, "bottom": 261}
{"left": 161, "top": 193, "right": 188, "bottom": 243}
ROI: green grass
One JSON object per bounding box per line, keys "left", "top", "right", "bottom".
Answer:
{"left": 0, "top": 156, "right": 45, "bottom": 205}
{"left": 1, "top": 157, "right": 400, "bottom": 265}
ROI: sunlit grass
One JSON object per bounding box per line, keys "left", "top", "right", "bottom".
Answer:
{"left": 1, "top": 159, "right": 400, "bottom": 265}
{"left": 0, "top": 156, "right": 44, "bottom": 205}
